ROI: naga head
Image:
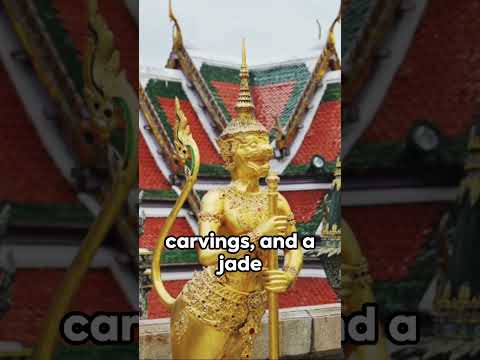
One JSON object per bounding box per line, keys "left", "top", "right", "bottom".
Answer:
{"left": 218, "top": 41, "right": 273, "bottom": 179}
{"left": 81, "top": 0, "right": 124, "bottom": 146}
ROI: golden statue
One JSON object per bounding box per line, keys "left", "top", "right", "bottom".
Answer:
{"left": 341, "top": 221, "right": 390, "bottom": 360}
{"left": 152, "top": 42, "right": 303, "bottom": 359}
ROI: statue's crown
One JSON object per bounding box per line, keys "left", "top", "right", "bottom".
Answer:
{"left": 219, "top": 41, "right": 268, "bottom": 139}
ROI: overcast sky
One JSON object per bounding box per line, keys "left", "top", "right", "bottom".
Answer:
{"left": 140, "top": 0, "right": 341, "bottom": 67}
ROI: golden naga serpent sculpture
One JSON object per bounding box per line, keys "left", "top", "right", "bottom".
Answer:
{"left": 151, "top": 97, "right": 201, "bottom": 311}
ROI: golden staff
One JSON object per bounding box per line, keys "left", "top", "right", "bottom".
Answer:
{"left": 266, "top": 170, "right": 280, "bottom": 360}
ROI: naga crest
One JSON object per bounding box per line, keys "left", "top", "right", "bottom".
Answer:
{"left": 173, "top": 97, "right": 194, "bottom": 170}
{"left": 82, "top": 0, "right": 136, "bottom": 172}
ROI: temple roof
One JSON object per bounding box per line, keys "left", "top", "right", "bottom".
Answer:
{"left": 347, "top": 0, "right": 479, "bottom": 171}
{"left": 43, "top": 0, "right": 138, "bottom": 89}
{"left": 0, "top": 269, "right": 133, "bottom": 346}
{"left": 139, "top": 67, "right": 340, "bottom": 181}
{"left": 359, "top": 0, "right": 479, "bottom": 144}
{"left": 0, "top": 1, "right": 138, "bottom": 338}
{"left": 291, "top": 97, "right": 340, "bottom": 164}
{"left": 200, "top": 62, "right": 311, "bottom": 129}
{"left": 343, "top": 202, "right": 448, "bottom": 281}
{"left": 0, "top": 0, "right": 138, "bottom": 227}
{"left": 141, "top": 2, "right": 341, "bottom": 183}
{"left": 139, "top": 13, "right": 340, "bottom": 283}
{"left": 0, "top": 62, "right": 92, "bottom": 227}
{"left": 0, "top": 65, "right": 76, "bottom": 205}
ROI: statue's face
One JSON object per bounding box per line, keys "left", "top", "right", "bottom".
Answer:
{"left": 233, "top": 133, "right": 273, "bottom": 178}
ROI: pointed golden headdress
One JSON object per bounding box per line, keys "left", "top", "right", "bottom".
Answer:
{"left": 219, "top": 40, "right": 268, "bottom": 140}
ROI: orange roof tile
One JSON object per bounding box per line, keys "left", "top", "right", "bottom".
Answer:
{"left": 0, "top": 269, "right": 131, "bottom": 346}
{"left": 343, "top": 203, "right": 448, "bottom": 281}
{"left": 359, "top": 1, "right": 479, "bottom": 144}
{"left": 201, "top": 63, "right": 311, "bottom": 129}
{"left": 282, "top": 190, "right": 326, "bottom": 223}
{"left": 52, "top": 0, "right": 138, "bottom": 89}
{"left": 252, "top": 82, "right": 296, "bottom": 129}
{"left": 0, "top": 65, "right": 76, "bottom": 204}
{"left": 211, "top": 81, "right": 239, "bottom": 120}
{"left": 148, "top": 277, "right": 337, "bottom": 319}
{"left": 292, "top": 101, "right": 341, "bottom": 164}
{"left": 139, "top": 135, "right": 170, "bottom": 190}
{"left": 140, "top": 217, "right": 194, "bottom": 249}
{"left": 211, "top": 80, "right": 297, "bottom": 130}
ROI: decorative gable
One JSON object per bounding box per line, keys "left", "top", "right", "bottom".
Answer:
{"left": 291, "top": 83, "right": 341, "bottom": 165}
{"left": 144, "top": 79, "right": 222, "bottom": 166}
{"left": 200, "top": 63, "right": 311, "bottom": 129}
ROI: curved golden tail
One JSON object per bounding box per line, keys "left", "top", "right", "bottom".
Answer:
{"left": 151, "top": 98, "right": 200, "bottom": 311}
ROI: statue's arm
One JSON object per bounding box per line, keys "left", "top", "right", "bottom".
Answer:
{"left": 196, "top": 189, "right": 255, "bottom": 266}
{"left": 278, "top": 194, "right": 303, "bottom": 284}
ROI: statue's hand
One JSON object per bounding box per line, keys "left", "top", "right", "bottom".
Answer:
{"left": 262, "top": 269, "right": 293, "bottom": 293}
{"left": 256, "top": 215, "right": 288, "bottom": 237}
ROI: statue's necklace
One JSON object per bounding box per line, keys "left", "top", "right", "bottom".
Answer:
{"left": 224, "top": 186, "right": 269, "bottom": 230}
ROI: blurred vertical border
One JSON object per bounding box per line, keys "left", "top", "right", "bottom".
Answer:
{"left": 0, "top": 0, "right": 138, "bottom": 358}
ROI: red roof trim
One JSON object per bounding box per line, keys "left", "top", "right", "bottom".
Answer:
{"left": 157, "top": 98, "right": 223, "bottom": 165}
{"left": 292, "top": 101, "right": 340, "bottom": 164}
{"left": 139, "top": 135, "right": 171, "bottom": 190}
{"left": 343, "top": 203, "right": 448, "bottom": 281}
{"left": 140, "top": 217, "right": 194, "bottom": 249}
{"left": 0, "top": 65, "right": 76, "bottom": 203}
{"left": 0, "top": 269, "right": 131, "bottom": 346}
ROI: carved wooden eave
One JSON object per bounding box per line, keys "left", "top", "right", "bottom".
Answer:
{"left": 165, "top": 1, "right": 227, "bottom": 132}
{"left": 283, "top": 21, "right": 341, "bottom": 149}
{"left": 2, "top": 1, "right": 97, "bottom": 164}
{"left": 342, "top": 0, "right": 402, "bottom": 104}
{"left": 167, "top": 46, "right": 228, "bottom": 133}
{"left": 139, "top": 85, "right": 178, "bottom": 172}
{"left": 3, "top": 1, "right": 140, "bottom": 265}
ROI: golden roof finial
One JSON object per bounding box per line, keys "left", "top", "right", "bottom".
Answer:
{"left": 168, "top": 0, "right": 183, "bottom": 48}
{"left": 234, "top": 39, "right": 255, "bottom": 116}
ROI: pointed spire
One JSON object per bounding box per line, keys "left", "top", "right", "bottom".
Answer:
{"left": 218, "top": 41, "right": 267, "bottom": 140}
{"left": 242, "top": 38, "right": 247, "bottom": 65}
{"left": 234, "top": 39, "right": 255, "bottom": 117}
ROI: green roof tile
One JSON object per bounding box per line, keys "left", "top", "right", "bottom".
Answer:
{"left": 200, "top": 63, "right": 311, "bottom": 127}
{"left": 145, "top": 79, "right": 188, "bottom": 142}
{"left": 322, "top": 83, "right": 341, "bottom": 102}
{"left": 34, "top": 0, "right": 84, "bottom": 92}
{"left": 7, "top": 202, "right": 92, "bottom": 227}
{"left": 342, "top": 0, "right": 376, "bottom": 58}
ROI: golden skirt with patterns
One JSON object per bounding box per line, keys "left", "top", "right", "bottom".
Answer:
{"left": 172, "top": 268, "right": 267, "bottom": 358}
